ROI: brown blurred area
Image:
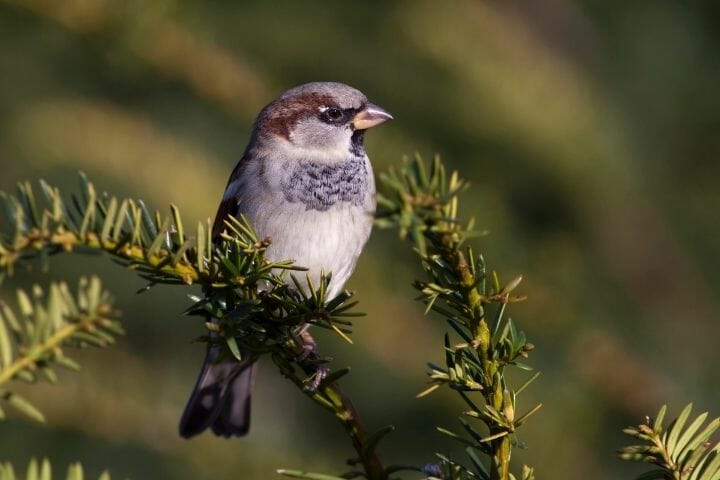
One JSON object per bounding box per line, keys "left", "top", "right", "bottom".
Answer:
{"left": 1, "top": 0, "right": 719, "bottom": 478}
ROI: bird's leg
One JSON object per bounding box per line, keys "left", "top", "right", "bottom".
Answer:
{"left": 294, "top": 324, "right": 311, "bottom": 361}
{"left": 296, "top": 328, "right": 330, "bottom": 391}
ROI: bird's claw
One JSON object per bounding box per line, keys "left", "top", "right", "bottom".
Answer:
{"left": 304, "top": 364, "right": 330, "bottom": 392}
{"left": 297, "top": 341, "right": 316, "bottom": 362}
{"left": 296, "top": 326, "right": 319, "bottom": 361}
{"left": 295, "top": 328, "right": 331, "bottom": 391}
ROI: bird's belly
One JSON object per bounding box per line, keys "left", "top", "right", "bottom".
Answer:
{"left": 250, "top": 201, "right": 373, "bottom": 298}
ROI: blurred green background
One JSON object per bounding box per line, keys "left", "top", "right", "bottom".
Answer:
{"left": 1, "top": 0, "right": 719, "bottom": 478}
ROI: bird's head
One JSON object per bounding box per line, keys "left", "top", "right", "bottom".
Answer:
{"left": 252, "top": 82, "right": 392, "bottom": 162}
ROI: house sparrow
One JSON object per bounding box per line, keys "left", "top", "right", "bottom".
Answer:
{"left": 179, "top": 82, "right": 392, "bottom": 438}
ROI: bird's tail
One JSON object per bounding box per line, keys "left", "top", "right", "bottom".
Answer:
{"left": 179, "top": 345, "right": 257, "bottom": 438}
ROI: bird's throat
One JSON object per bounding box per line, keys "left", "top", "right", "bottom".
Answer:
{"left": 350, "top": 129, "right": 366, "bottom": 157}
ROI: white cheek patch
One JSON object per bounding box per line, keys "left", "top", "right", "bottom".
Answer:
{"left": 288, "top": 141, "right": 353, "bottom": 162}
{"left": 288, "top": 119, "right": 353, "bottom": 161}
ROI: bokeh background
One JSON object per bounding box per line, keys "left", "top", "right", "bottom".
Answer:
{"left": 1, "top": 0, "right": 719, "bottom": 478}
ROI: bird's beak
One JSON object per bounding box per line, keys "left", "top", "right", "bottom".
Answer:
{"left": 352, "top": 103, "right": 393, "bottom": 130}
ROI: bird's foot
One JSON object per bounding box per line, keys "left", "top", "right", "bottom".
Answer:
{"left": 303, "top": 364, "right": 330, "bottom": 392}
{"left": 296, "top": 327, "right": 318, "bottom": 361}
{"left": 297, "top": 341, "right": 315, "bottom": 362}
{"left": 295, "top": 328, "right": 331, "bottom": 391}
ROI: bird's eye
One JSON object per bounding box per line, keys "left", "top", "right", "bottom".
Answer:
{"left": 326, "top": 107, "right": 343, "bottom": 120}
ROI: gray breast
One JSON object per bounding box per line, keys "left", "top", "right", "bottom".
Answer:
{"left": 280, "top": 156, "right": 369, "bottom": 211}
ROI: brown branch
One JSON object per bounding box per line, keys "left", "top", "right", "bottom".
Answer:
{"left": 322, "top": 383, "right": 386, "bottom": 480}
{"left": 283, "top": 331, "right": 386, "bottom": 480}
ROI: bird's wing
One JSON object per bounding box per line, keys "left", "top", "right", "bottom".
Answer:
{"left": 212, "top": 196, "right": 239, "bottom": 239}
{"left": 211, "top": 153, "right": 250, "bottom": 239}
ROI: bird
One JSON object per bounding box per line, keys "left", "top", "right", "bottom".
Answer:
{"left": 179, "top": 82, "right": 392, "bottom": 438}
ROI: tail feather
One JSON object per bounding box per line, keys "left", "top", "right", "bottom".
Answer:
{"left": 179, "top": 346, "right": 256, "bottom": 438}
{"left": 210, "top": 364, "right": 256, "bottom": 437}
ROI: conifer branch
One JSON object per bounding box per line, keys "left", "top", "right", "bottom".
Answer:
{"left": 0, "top": 158, "right": 541, "bottom": 479}
{"left": 0, "top": 174, "right": 298, "bottom": 288}
{"left": 0, "top": 458, "right": 111, "bottom": 480}
{"left": 376, "top": 155, "right": 538, "bottom": 480}
{"left": 3, "top": 161, "right": 717, "bottom": 480}
{"left": 0, "top": 175, "right": 382, "bottom": 479}
{"left": 619, "top": 403, "right": 720, "bottom": 480}
{"left": 275, "top": 357, "right": 388, "bottom": 479}
{"left": 0, "top": 175, "right": 354, "bottom": 344}
{"left": 0, "top": 277, "right": 120, "bottom": 422}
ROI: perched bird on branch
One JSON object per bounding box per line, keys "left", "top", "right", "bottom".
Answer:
{"left": 179, "top": 82, "right": 392, "bottom": 438}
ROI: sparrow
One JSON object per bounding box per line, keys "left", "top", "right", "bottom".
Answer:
{"left": 179, "top": 82, "right": 392, "bottom": 438}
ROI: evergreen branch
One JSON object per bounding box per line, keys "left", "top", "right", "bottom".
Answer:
{"left": 0, "top": 176, "right": 382, "bottom": 478}
{"left": 0, "top": 458, "right": 111, "bottom": 480}
{"left": 619, "top": 403, "right": 720, "bottom": 480}
{"left": 0, "top": 174, "right": 298, "bottom": 288}
{"left": 272, "top": 327, "right": 389, "bottom": 479}
{"left": 0, "top": 277, "right": 121, "bottom": 422}
{"left": 376, "top": 155, "right": 538, "bottom": 480}
{"left": 0, "top": 175, "right": 355, "bottom": 347}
